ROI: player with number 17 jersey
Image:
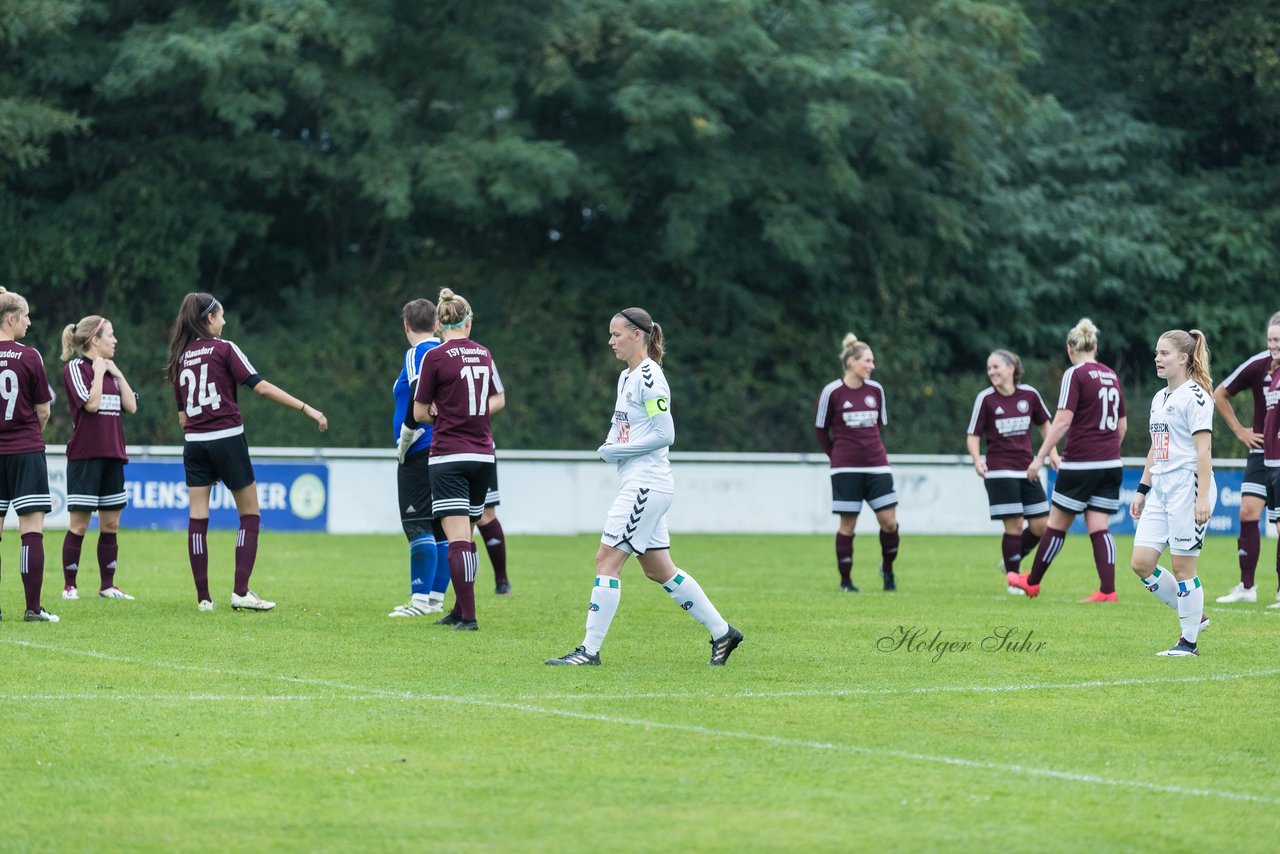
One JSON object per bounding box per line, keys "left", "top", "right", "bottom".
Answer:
{"left": 172, "top": 338, "right": 259, "bottom": 438}
{"left": 415, "top": 339, "right": 503, "bottom": 461}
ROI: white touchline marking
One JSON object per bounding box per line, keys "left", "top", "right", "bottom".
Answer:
{"left": 8, "top": 638, "right": 1280, "bottom": 805}
{"left": 0, "top": 693, "right": 328, "bottom": 702}
{"left": 525, "top": 668, "right": 1280, "bottom": 700}
{"left": 436, "top": 698, "right": 1280, "bottom": 806}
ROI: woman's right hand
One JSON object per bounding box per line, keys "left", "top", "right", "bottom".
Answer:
{"left": 972, "top": 459, "right": 987, "bottom": 478}
{"left": 1235, "top": 426, "right": 1264, "bottom": 450}
{"left": 1130, "top": 492, "right": 1145, "bottom": 520}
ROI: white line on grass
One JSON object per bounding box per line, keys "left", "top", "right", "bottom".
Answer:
{"left": 522, "top": 667, "right": 1280, "bottom": 700}
{"left": 0, "top": 693, "right": 329, "bottom": 702}
{"left": 433, "top": 698, "right": 1280, "bottom": 807}
{"left": 8, "top": 638, "right": 1280, "bottom": 806}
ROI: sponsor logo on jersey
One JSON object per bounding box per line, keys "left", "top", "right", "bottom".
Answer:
{"left": 843, "top": 410, "right": 880, "bottom": 429}
{"left": 994, "top": 415, "right": 1031, "bottom": 436}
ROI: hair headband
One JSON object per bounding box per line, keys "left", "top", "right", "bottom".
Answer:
{"left": 618, "top": 310, "right": 652, "bottom": 334}
{"left": 90, "top": 317, "right": 107, "bottom": 339}
{"left": 199, "top": 298, "right": 220, "bottom": 319}
{"left": 440, "top": 311, "right": 472, "bottom": 330}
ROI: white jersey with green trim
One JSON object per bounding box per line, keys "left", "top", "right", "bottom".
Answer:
{"left": 1148, "top": 379, "right": 1213, "bottom": 476}
{"left": 599, "top": 357, "right": 675, "bottom": 492}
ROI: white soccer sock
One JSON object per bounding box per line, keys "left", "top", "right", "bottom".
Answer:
{"left": 1177, "top": 576, "right": 1204, "bottom": 643}
{"left": 411, "top": 592, "right": 433, "bottom": 607}
{"left": 662, "top": 570, "right": 729, "bottom": 640}
{"left": 582, "top": 576, "right": 621, "bottom": 655}
{"left": 1139, "top": 566, "right": 1178, "bottom": 610}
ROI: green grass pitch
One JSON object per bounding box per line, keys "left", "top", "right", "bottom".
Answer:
{"left": 3, "top": 531, "right": 1279, "bottom": 852}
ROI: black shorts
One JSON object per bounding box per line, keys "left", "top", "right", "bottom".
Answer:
{"left": 1242, "top": 453, "right": 1268, "bottom": 500}
{"left": 184, "top": 433, "right": 256, "bottom": 491}
{"left": 67, "top": 458, "right": 128, "bottom": 512}
{"left": 399, "top": 451, "right": 444, "bottom": 539}
{"left": 485, "top": 462, "right": 501, "bottom": 508}
{"left": 1267, "top": 467, "right": 1280, "bottom": 524}
{"left": 984, "top": 476, "right": 1050, "bottom": 520}
{"left": 1050, "top": 466, "right": 1122, "bottom": 514}
{"left": 430, "top": 458, "right": 494, "bottom": 520}
{"left": 830, "top": 470, "right": 897, "bottom": 515}
{"left": 0, "top": 452, "right": 51, "bottom": 516}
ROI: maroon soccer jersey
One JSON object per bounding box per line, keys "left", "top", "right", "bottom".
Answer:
{"left": 171, "top": 338, "right": 260, "bottom": 438}
{"left": 1264, "top": 367, "right": 1280, "bottom": 465}
{"left": 814, "top": 379, "right": 890, "bottom": 470}
{"left": 1056, "top": 361, "right": 1125, "bottom": 467}
{"left": 0, "top": 341, "right": 52, "bottom": 454}
{"left": 415, "top": 337, "right": 504, "bottom": 460}
{"left": 64, "top": 358, "right": 127, "bottom": 461}
{"left": 1220, "top": 351, "right": 1273, "bottom": 436}
{"left": 966, "top": 384, "right": 1052, "bottom": 473}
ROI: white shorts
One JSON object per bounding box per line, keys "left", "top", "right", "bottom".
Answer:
{"left": 600, "top": 485, "right": 672, "bottom": 555}
{"left": 1134, "top": 468, "right": 1216, "bottom": 557}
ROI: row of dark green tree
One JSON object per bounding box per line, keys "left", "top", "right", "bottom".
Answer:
{"left": 3, "top": 1, "right": 1277, "bottom": 454}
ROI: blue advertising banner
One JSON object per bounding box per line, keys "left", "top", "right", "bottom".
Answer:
{"left": 123, "top": 461, "right": 329, "bottom": 531}
{"left": 1047, "top": 467, "right": 1243, "bottom": 536}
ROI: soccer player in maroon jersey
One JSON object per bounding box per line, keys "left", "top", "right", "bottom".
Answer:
{"left": 1211, "top": 310, "right": 1280, "bottom": 603}
{"left": 0, "top": 288, "right": 58, "bottom": 622}
{"left": 165, "top": 293, "right": 328, "bottom": 613}
{"left": 814, "top": 333, "right": 901, "bottom": 592}
{"left": 1261, "top": 321, "right": 1280, "bottom": 610}
{"left": 1009, "top": 318, "right": 1127, "bottom": 601}
{"left": 965, "top": 349, "right": 1058, "bottom": 589}
{"left": 412, "top": 288, "right": 505, "bottom": 631}
{"left": 59, "top": 315, "right": 138, "bottom": 602}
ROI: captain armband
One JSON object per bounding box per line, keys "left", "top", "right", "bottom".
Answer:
{"left": 644, "top": 397, "right": 669, "bottom": 417}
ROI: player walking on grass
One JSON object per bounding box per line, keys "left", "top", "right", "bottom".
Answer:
{"left": 1212, "top": 311, "right": 1280, "bottom": 604}
{"left": 814, "top": 333, "right": 900, "bottom": 593}
{"left": 390, "top": 299, "right": 450, "bottom": 617}
{"left": 0, "top": 288, "right": 57, "bottom": 623}
{"left": 965, "top": 350, "right": 1057, "bottom": 593}
{"left": 1129, "top": 330, "right": 1215, "bottom": 656}
{"left": 59, "top": 315, "right": 137, "bottom": 602}
{"left": 1009, "top": 318, "right": 1126, "bottom": 601}
{"left": 411, "top": 289, "right": 504, "bottom": 632}
{"left": 166, "top": 293, "right": 327, "bottom": 613}
{"left": 546, "top": 308, "right": 743, "bottom": 666}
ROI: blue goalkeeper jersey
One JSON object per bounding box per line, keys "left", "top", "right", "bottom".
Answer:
{"left": 391, "top": 337, "right": 440, "bottom": 460}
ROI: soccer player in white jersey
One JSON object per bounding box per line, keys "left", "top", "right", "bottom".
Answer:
{"left": 546, "top": 308, "right": 743, "bottom": 666}
{"left": 1129, "top": 330, "right": 1215, "bottom": 657}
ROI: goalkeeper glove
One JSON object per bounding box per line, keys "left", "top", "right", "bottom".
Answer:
{"left": 397, "top": 424, "right": 425, "bottom": 464}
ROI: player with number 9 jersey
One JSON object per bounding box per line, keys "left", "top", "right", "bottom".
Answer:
{"left": 0, "top": 287, "right": 58, "bottom": 622}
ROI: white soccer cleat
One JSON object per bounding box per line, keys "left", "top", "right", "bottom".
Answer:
{"left": 99, "top": 587, "right": 135, "bottom": 601}
{"left": 1006, "top": 584, "right": 1026, "bottom": 596}
{"left": 62, "top": 585, "right": 79, "bottom": 600}
{"left": 230, "top": 590, "right": 276, "bottom": 611}
{"left": 198, "top": 599, "right": 215, "bottom": 613}
{"left": 1268, "top": 592, "right": 1280, "bottom": 610}
{"left": 388, "top": 600, "right": 444, "bottom": 617}
{"left": 1215, "top": 583, "right": 1256, "bottom": 603}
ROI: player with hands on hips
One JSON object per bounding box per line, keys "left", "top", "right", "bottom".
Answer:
{"left": 1129, "top": 330, "right": 1215, "bottom": 656}
{"left": 1211, "top": 311, "right": 1280, "bottom": 603}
